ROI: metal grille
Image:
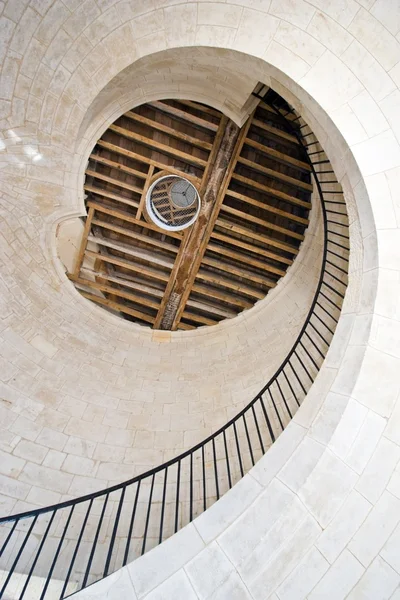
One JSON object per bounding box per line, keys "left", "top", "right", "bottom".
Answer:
{"left": 147, "top": 175, "right": 200, "bottom": 231}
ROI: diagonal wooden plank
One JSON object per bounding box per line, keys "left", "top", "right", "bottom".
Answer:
{"left": 87, "top": 201, "right": 183, "bottom": 240}
{"left": 153, "top": 117, "right": 243, "bottom": 330}
{"left": 136, "top": 165, "right": 154, "bottom": 220}
{"left": 125, "top": 111, "right": 213, "bottom": 150}
{"left": 219, "top": 204, "right": 304, "bottom": 242}
{"left": 96, "top": 140, "right": 202, "bottom": 184}
{"left": 109, "top": 124, "right": 208, "bottom": 168}
{"left": 244, "top": 137, "right": 311, "bottom": 172}
{"left": 80, "top": 291, "right": 155, "bottom": 324}
{"left": 236, "top": 156, "right": 313, "bottom": 192}
{"left": 148, "top": 101, "right": 219, "bottom": 132}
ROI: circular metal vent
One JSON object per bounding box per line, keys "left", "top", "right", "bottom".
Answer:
{"left": 146, "top": 175, "right": 201, "bottom": 231}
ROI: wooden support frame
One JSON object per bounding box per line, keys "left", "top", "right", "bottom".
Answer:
{"left": 109, "top": 124, "right": 208, "bottom": 168}
{"left": 154, "top": 117, "right": 242, "bottom": 330}
{"left": 136, "top": 164, "right": 155, "bottom": 220}
{"left": 72, "top": 93, "right": 313, "bottom": 330}
{"left": 148, "top": 101, "right": 219, "bottom": 132}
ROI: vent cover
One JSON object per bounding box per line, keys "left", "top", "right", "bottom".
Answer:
{"left": 146, "top": 175, "right": 201, "bottom": 232}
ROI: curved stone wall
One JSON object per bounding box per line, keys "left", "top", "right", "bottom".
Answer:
{"left": 1, "top": 1, "right": 400, "bottom": 598}
{"left": 0, "top": 7, "right": 326, "bottom": 511}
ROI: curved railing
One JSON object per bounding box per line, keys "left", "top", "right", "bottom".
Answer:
{"left": 0, "top": 95, "right": 349, "bottom": 599}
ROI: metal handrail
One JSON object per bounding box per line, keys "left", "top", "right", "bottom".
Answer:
{"left": 0, "top": 97, "right": 349, "bottom": 599}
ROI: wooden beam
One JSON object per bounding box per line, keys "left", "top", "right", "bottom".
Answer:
{"left": 181, "top": 311, "right": 219, "bottom": 326}
{"left": 220, "top": 200, "right": 304, "bottom": 240}
{"left": 236, "top": 156, "right": 313, "bottom": 192}
{"left": 210, "top": 231, "right": 293, "bottom": 266}
{"left": 216, "top": 218, "right": 298, "bottom": 256}
{"left": 91, "top": 218, "right": 178, "bottom": 254}
{"left": 84, "top": 184, "right": 139, "bottom": 209}
{"left": 125, "top": 111, "right": 213, "bottom": 151}
{"left": 178, "top": 322, "right": 196, "bottom": 331}
{"left": 185, "top": 298, "right": 236, "bottom": 319}
{"left": 88, "top": 235, "right": 174, "bottom": 269}
{"left": 225, "top": 189, "right": 308, "bottom": 228}
{"left": 89, "top": 154, "right": 148, "bottom": 179}
{"left": 201, "top": 256, "right": 276, "bottom": 287}
{"left": 72, "top": 206, "right": 94, "bottom": 276}
{"left": 69, "top": 274, "right": 161, "bottom": 310}
{"left": 154, "top": 118, "right": 241, "bottom": 330}
{"left": 80, "top": 269, "right": 165, "bottom": 299}
{"left": 97, "top": 140, "right": 202, "bottom": 183}
{"left": 87, "top": 201, "right": 182, "bottom": 240}
{"left": 244, "top": 138, "right": 311, "bottom": 172}
{"left": 85, "top": 250, "right": 170, "bottom": 283}
{"left": 85, "top": 169, "right": 143, "bottom": 195}
{"left": 206, "top": 243, "right": 286, "bottom": 276}
{"left": 168, "top": 114, "right": 256, "bottom": 330}
{"left": 149, "top": 101, "right": 219, "bottom": 132}
{"left": 217, "top": 210, "right": 300, "bottom": 252}
{"left": 199, "top": 115, "right": 228, "bottom": 193}
{"left": 257, "top": 100, "right": 279, "bottom": 115}
{"left": 230, "top": 173, "right": 311, "bottom": 210}
{"left": 252, "top": 118, "right": 299, "bottom": 144}
{"left": 109, "top": 124, "right": 208, "bottom": 168}
{"left": 191, "top": 282, "right": 253, "bottom": 309}
{"left": 176, "top": 100, "right": 221, "bottom": 118}
{"left": 80, "top": 291, "right": 155, "bottom": 324}
{"left": 136, "top": 165, "right": 154, "bottom": 220}
{"left": 196, "top": 270, "right": 267, "bottom": 299}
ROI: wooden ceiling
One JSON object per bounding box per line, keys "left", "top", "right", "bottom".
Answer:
{"left": 69, "top": 93, "right": 312, "bottom": 331}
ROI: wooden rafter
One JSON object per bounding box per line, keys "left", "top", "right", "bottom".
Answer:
{"left": 69, "top": 91, "right": 312, "bottom": 330}
{"left": 154, "top": 118, "right": 241, "bottom": 330}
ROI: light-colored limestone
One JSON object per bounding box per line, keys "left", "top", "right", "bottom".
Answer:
{"left": 348, "top": 491, "right": 400, "bottom": 567}
{"left": 1, "top": 1, "right": 400, "bottom": 599}
{"left": 308, "top": 550, "right": 364, "bottom": 599}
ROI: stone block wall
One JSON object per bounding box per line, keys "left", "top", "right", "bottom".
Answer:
{"left": 0, "top": 0, "right": 400, "bottom": 598}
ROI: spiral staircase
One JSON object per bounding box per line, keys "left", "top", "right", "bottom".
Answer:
{"left": 0, "top": 91, "right": 349, "bottom": 599}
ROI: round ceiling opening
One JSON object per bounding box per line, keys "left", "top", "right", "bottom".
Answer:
{"left": 146, "top": 175, "right": 201, "bottom": 232}
{"left": 71, "top": 93, "right": 312, "bottom": 331}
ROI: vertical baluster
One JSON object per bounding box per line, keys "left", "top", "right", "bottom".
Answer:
{"left": 268, "top": 388, "right": 284, "bottom": 431}
{"left": 300, "top": 339, "right": 320, "bottom": 369}
{"left": 189, "top": 454, "right": 193, "bottom": 523}
{"left": 243, "top": 413, "right": 255, "bottom": 466}
{"left": 19, "top": 511, "right": 56, "bottom": 599}
{"left": 294, "top": 349, "right": 314, "bottom": 383}
{"left": 174, "top": 461, "right": 181, "bottom": 534}
{"left": 40, "top": 505, "right": 75, "bottom": 600}
{"left": 212, "top": 438, "right": 219, "bottom": 501}
{"left": 61, "top": 499, "right": 93, "bottom": 598}
{"left": 309, "top": 320, "right": 329, "bottom": 346}
{"left": 223, "top": 430, "right": 232, "bottom": 489}
{"left": 276, "top": 377, "right": 292, "bottom": 419}
{"left": 0, "top": 516, "right": 38, "bottom": 598}
{"left": 233, "top": 421, "right": 244, "bottom": 477}
{"left": 0, "top": 519, "right": 19, "bottom": 557}
{"left": 202, "top": 446, "right": 207, "bottom": 512}
{"left": 81, "top": 494, "right": 109, "bottom": 589}
{"left": 282, "top": 368, "right": 300, "bottom": 408}
{"left": 288, "top": 359, "right": 306, "bottom": 395}
{"left": 123, "top": 481, "right": 141, "bottom": 567}
{"left": 103, "top": 486, "right": 126, "bottom": 577}
{"left": 159, "top": 469, "right": 168, "bottom": 544}
{"left": 251, "top": 404, "right": 265, "bottom": 454}
{"left": 305, "top": 330, "right": 325, "bottom": 359}
{"left": 259, "top": 395, "right": 275, "bottom": 442}
{"left": 142, "top": 474, "right": 155, "bottom": 556}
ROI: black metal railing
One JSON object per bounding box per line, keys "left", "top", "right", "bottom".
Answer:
{"left": 0, "top": 97, "right": 349, "bottom": 599}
